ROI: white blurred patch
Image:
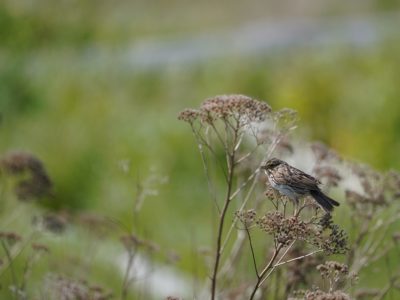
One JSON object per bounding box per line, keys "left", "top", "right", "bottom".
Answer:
{"left": 117, "top": 253, "right": 192, "bottom": 299}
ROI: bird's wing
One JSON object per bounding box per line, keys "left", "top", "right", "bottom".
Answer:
{"left": 271, "top": 164, "right": 320, "bottom": 189}
{"left": 288, "top": 165, "right": 320, "bottom": 188}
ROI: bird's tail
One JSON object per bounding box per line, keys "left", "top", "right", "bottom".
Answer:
{"left": 310, "top": 189, "right": 340, "bottom": 213}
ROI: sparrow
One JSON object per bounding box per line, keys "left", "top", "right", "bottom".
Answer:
{"left": 261, "top": 158, "right": 339, "bottom": 213}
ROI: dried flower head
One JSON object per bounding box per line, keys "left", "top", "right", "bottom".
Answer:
{"left": 385, "top": 170, "right": 400, "bottom": 199}
{"left": 1, "top": 151, "right": 52, "bottom": 201}
{"left": 177, "top": 108, "right": 201, "bottom": 124}
{"left": 277, "top": 138, "right": 294, "bottom": 154}
{"left": 0, "top": 231, "right": 22, "bottom": 246}
{"left": 166, "top": 250, "right": 180, "bottom": 264}
{"left": 120, "top": 234, "right": 160, "bottom": 255}
{"left": 349, "top": 162, "right": 385, "bottom": 202}
{"left": 314, "top": 166, "right": 342, "bottom": 187}
{"left": 43, "top": 274, "right": 112, "bottom": 300}
{"left": 316, "top": 215, "right": 349, "bottom": 255}
{"left": 76, "top": 213, "right": 114, "bottom": 237}
{"left": 286, "top": 244, "right": 325, "bottom": 292}
{"left": 199, "top": 94, "right": 271, "bottom": 123}
{"left": 354, "top": 288, "right": 380, "bottom": 299}
{"left": 311, "top": 142, "right": 340, "bottom": 162}
{"left": 317, "top": 261, "right": 349, "bottom": 279}
{"left": 120, "top": 234, "right": 142, "bottom": 251}
{"left": 304, "top": 289, "right": 351, "bottom": 300}
{"left": 257, "top": 212, "right": 315, "bottom": 246}
{"left": 345, "top": 190, "right": 386, "bottom": 212}
{"left": 32, "top": 243, "right": 50, "bottom": 253}
{"left": 235, "top": 209, "right": 257, "bottom": 227}
{"left": 257, "top": 212, "right": 348, "bottom": 254}
{"left": 393, "top": 232, "right": 400, "bottom": 243}
{"left": 36, "top": 213, "right": 68, "bottom": 233}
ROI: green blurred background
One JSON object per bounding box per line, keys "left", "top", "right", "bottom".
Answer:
{"left": 1, "top": 0, "right": 400, "bottom": 298}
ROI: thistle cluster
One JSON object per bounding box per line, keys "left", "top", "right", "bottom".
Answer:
{"left": 178, "top": 94, "right": 271, "bottom": 124}
{"left": 1, "top": 151, "right": 52, "bottom": 201}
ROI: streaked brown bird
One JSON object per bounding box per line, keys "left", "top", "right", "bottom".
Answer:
{"left": 261, "top": 158, "right": 339, "bottom": 213}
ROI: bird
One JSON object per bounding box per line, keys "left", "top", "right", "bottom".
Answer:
{"left": 261, "top": 158, "right": 339, "bottom": 213}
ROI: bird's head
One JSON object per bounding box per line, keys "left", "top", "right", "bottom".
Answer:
{"left": 261, "top": 158, "right": 284, "bottom": 173}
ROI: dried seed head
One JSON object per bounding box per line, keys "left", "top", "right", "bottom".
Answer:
{"left": 311, "top": 142, "right": 340, "bottom": 162}
{"left": 32, "top": 243, "right": 50, "bottom": 253}
{"left": 286, "top": 244, "right": 325, "bottom": 290}
{"left": 120, "top": 234, "right": 142, "bottom": 251}
{"left": 304, "top": 289, "right": 351, "bottom": 300}
{"left": 235, "top": 209, "right": 257, "bottom": 227}
{"left": 257, "top": 212, "right": 314, "bottom": 246}
{"left": 345, "top": 189, "right": 387, "bottom": 211}
{"left": 392, "top": 232, "right": 400, "bottom": 243}
{"left": 354, "top": 289, "right": 380, "bottom": 298}
{"left": 0, "top": 231, "right": 22, "bottom": 246}
{"left": 314, "top": 166, "right": 342, "bottom": 187}
{"left": 317, "top": 261, "right": 349, "bottom": 278}
{"left": 199, "top": 94, "right": 271, "bottom": 123}
{"left": 318, "top": 223, "right": 349, "bottom": 255}
{"left": 38, "top": 213, "right": 68, "bottom": 234}
{"left": 1, "top": 151, "right": 52, "bottom": 201}
{"left": 43, "top": 274, "right": 113, "bottom": 300}
{"left": 177, "top": 108, "right": 201, "bottom": 123}
{"left": 385, "top": 170, "right": 400, "bottom": 199}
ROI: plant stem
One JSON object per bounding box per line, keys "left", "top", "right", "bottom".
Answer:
{"left": 1, "top": 240, "right": 18, "bottom": 300}
{"left": 249, "top": 244, "right": 283, "bottom": 300}
{"left": 210, "top": 153, "right": 235, "bottom": 300}
{"left": 210, "top": 122, "right": 241, "bottom": 300}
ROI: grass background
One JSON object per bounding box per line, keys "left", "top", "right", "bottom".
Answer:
{"left": 1, "top": 0, "right": 400, "bottom": 298}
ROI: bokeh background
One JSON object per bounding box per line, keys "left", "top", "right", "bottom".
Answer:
{"left": 1, "top": 0, "right": 400, "bottom": 298}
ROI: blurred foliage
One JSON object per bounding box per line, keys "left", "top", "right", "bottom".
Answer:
{"left": 0, "top": 0, "right": 400, "bottom": 298}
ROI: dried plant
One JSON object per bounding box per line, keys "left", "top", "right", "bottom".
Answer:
{"left": 179, "top": 94, "right": 275, "bottom": 299}
{"left": 1, "top": 151, "right": 52, "bottom": 201}
{"left": 236, "top": 189, "right": 348, "bottom": 299}
{"left": 178, "top": 95, "right": 349, "bottom": 299}
{"left": 41, "top": 273, "right": 113, "bottom": 300}
{"left": 289, "top": 261, "right": 356, "bottom": 300}
{"left": 115, "top": 168, "right": 166, "bottom": 300}
{"left": 0, "top": 231, "right": 50, "bottom": 300}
